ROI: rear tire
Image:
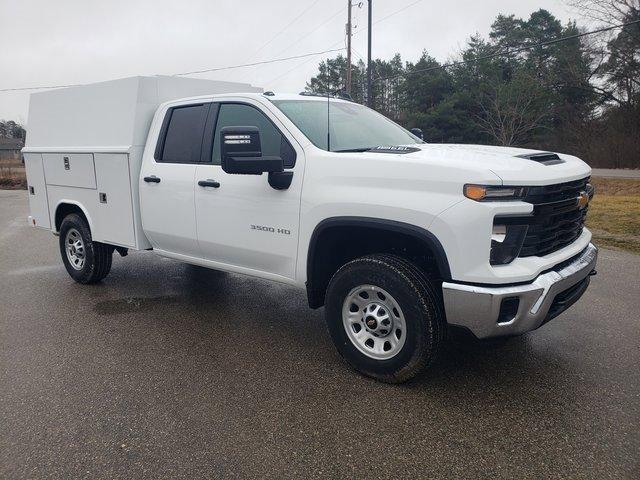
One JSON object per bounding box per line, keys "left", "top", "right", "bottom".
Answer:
{"left": 59, "top": 213, "right": 113, "bottom": 284}
{"left": 325, "top": 254, "right": 445, "bottom": 383}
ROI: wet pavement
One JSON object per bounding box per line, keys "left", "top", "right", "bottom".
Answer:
{"left": 1, "top": 189, "right": 639, "bottom": 479}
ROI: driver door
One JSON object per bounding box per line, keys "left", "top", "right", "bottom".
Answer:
{"left": 194, "top": 101, "right": 304, "bottom": 281}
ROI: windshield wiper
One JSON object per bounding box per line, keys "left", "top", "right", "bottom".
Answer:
{"left": 333, "top": 147, "right": 376, "bottom": 153}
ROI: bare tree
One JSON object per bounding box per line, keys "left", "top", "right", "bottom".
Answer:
{"left": 567, "top": 0, "right": 640, "bottom": 105}
{"left": 475, "top": 75, "right": 550, "bottom": 146}
{"left": 567, "top": 0, "right": 640, "bottom": 26}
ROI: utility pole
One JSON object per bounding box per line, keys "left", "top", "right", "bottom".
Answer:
{"left": 346, "top": 0, "right": 352, "bottom": 95}
{"left": 367, "top": 0, "right": 372, "bottom": 108}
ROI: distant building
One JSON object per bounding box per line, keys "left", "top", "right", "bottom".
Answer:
{"left": 0, "top": 138, "right": 24, "bottom": 162}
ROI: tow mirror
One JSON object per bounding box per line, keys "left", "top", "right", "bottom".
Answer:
{"left": 410, "top": 127, "right": 424, "bottom": 140}
{"left": 220, "top": 126, "right": 284, "bottom": 175}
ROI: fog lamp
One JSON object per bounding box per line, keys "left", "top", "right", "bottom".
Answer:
{"left": 492, "top": 224, "right": 507, "bottom": 243}
{"left": 490, "top": 224, "right": 528, "bottom": 265}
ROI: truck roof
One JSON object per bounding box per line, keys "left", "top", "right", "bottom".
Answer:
{"left": 161, "top": 92, "right": 354, "bottom": 104}
{"left": 261, "top": 93, "right": 353, "bottom": 102}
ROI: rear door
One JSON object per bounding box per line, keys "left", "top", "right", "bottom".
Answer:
{"left": 139, "top": 103, "right": 210, "bottom": 258}
{"left": 194, "top": 101, "right": 304, "bottom": 280}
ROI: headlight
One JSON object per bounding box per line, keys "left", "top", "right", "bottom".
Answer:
{"left": 490, "top": 223, "right": 528, "bottom": 265}
{"left": 464, "top": 184, "right": 527, "bottom": 201}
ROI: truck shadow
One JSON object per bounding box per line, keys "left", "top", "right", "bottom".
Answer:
{"left": 406, "top": 329, "right": 577, "bottom": 402}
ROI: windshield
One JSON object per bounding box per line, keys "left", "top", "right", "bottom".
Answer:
{"left": 271, "top": 99, "right": 423, "bottom": 152}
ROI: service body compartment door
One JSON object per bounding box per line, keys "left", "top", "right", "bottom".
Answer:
{"left": 42, "top": 153, "right": 96, "bottom": 189}
{"left": 94, "top": 153, "right": 136, "bottom": 247}
{"left": 23, "top": 153, "right": 51, "bottom": 229}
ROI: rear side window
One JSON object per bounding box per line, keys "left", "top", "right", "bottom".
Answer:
{"left": 156, "top": 104, "right": 209, "bottom": 163}
{"left": 212, "top": 103, "right": 296, "bottom": 167}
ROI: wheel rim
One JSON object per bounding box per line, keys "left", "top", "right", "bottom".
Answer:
{"left": 65, "top": 228, "right": 86, "bottom": 270}
{"left": 342, "top": 285, "right": 407, "bottom": 360}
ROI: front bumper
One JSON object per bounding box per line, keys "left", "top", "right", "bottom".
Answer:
{"left": 442, "top": 243, "right": 597, "bottom": 339}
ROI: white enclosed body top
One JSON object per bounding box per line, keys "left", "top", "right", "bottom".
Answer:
{"left": 22, "top": 76, "right": 261, "bottom": 250}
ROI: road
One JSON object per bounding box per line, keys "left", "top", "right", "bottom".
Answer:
{"left": 591, "top": 168, "right": 640, "bottom": 179}
{"left": 1, "top": 189, "right": 639, "bottom": 479}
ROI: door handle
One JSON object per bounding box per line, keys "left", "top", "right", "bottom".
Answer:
{"left": 198, "top": 179, "right": 220, "bottom": 188}
{"left": 144, "top": 175, "right": 161, "bottom": 183}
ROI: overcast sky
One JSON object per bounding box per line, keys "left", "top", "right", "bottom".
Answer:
{"left": 1, "top": 0, "right": 580, "bottom": 123}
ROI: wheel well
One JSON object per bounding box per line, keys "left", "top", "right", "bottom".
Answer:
{"left": 306, "top": 218, "right": 451, "bottom": 309}
{"left": 54, "top": 203, "right": 88, "bottom": 233}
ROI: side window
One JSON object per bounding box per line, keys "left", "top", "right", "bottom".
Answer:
{"left": 157, "top": 103, "right": 209, "bottom": 163}
{"left": 212, "top": 103, "right": 296, "bottom": 168}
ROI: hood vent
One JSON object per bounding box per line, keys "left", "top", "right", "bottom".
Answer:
{"left": 516, "top": 152, "right": 565, "bottom": 165}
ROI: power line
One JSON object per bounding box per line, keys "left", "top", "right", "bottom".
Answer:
{"left": 254, "top": 4, "right": 348, "bottom": 88}
{"left": 173, "top": 47, "right": 345, "bottom": 76}
{"left": 0, "top": 47, "right": 346, "bottom": 92}
{"left": 363, "top": 0, "right": 424, "bottom": 31}
{"left": 264, "top": 0, "right": 423, "bottom": 85}
{"left": 375, "top": 19, "right": 640, "bottom": 83}
{"left": 271, "top": 5, "right": 347, "bottom": 59}
{"left": 262, "top": 5, "right": 354, "bottom": 85}
{"left": 244, "top": 0, "right": 323, "bottom": 62}
{"left": 265, "top": 35, "right": 347, "bottom": 86}
{"left": 264, "top": 41, "right": 345, "bottom": 86}
{"left": 264, "top": 39, "right": 345, "bottom": 86}
{"left": 0, "top": 82, "right": 84, "bottom": 92}
{"left": 352, "top": 47, "right": 367, "bottom": 63}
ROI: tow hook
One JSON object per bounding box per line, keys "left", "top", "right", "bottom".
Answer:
{"left": 589, "top": 269, "right": 597, "bottom": 276}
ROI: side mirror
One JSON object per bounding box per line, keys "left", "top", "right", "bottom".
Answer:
{"left": 220, "top": 126, "right": 284, "bottom": 175}
{"left": 410, "top": 128, "right": 424, "bottom": 140}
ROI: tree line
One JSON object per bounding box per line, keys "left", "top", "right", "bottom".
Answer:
{"left": 306, "top": 1, "right": 639, "bottom": 168}
{"left": 0, "top": 120, "right": 26, "bottom": 143}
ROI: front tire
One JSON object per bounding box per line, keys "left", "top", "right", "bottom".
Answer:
{"left": 59, "top": 213, "right": 113, "bottom": 284}
{"left": 325, "top": 254, "right": 445, "bottom": 383}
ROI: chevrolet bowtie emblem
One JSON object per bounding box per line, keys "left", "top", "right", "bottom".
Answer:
{"left": 577, "top": 191, "right": 590, "bottom": 209}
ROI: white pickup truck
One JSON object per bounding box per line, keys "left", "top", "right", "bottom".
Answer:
{"left": 23, "top": 76, "right": 597, "bottom": 383}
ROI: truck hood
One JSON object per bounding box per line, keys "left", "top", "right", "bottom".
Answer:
{"left": 405, "top": 144, "right": 591, "bottom": 185}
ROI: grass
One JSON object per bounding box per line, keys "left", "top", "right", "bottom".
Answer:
{"left": 587, "top": 177, "right": 640, "bottom": 254}
{"left": 0, "top": 161, "right": 27, "bottom": 189}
